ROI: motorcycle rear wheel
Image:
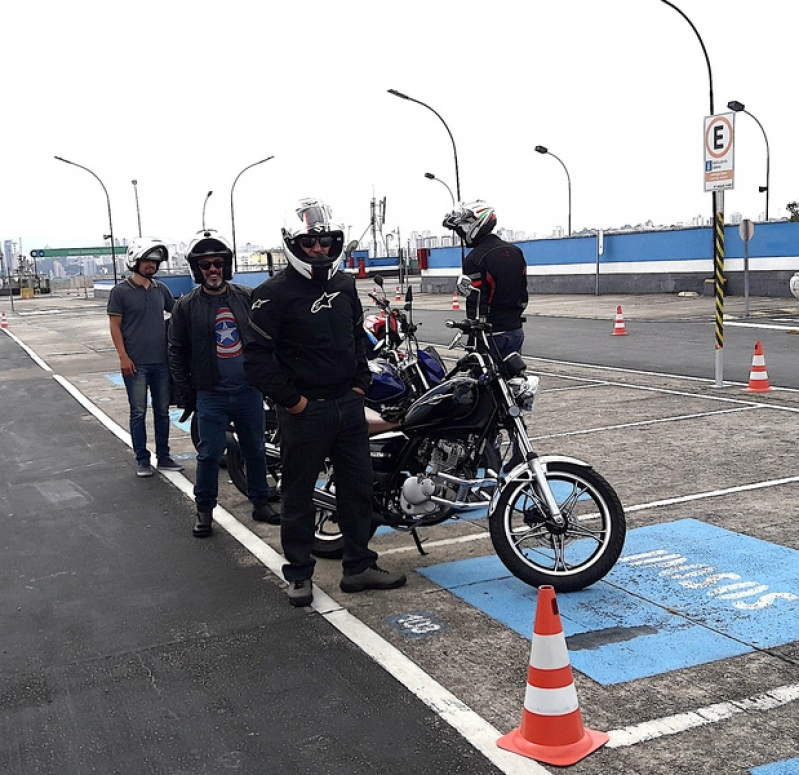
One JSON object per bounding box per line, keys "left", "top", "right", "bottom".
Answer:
{"left": 489, "top": 461, "right": 626, "bottom": 592}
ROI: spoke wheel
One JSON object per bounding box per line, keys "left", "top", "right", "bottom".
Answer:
{"left": 489, "top": 461, "right": 626, "bottom": 592}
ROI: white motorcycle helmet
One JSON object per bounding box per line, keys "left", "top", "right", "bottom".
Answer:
{"left": 282, "top": 197, "right": 345, "bottom": 282}
{"left": 442, "top": 200, "right": 497, "bottom": 246}
{"left": 185, "top": 230, "right": 234, "bottom": 285}
{"left": 125, "top": 237, "right": 169, "bottom": 273}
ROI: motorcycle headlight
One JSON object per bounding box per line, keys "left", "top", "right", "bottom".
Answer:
{"left": 508, "top": 375, "right": 540, "bottom": 411}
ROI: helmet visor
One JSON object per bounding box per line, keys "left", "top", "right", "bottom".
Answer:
{"left": 297, "top": 204, "right": 329, "bottom": 232}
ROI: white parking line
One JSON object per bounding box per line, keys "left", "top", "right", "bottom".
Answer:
{"left": 607, "top": 683, "right": 799, "bottom": 747}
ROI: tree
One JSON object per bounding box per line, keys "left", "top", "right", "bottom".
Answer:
{"left": 787, "top": 202, "right": 799, "bottom": 222}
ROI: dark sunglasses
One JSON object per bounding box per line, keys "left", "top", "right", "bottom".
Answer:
{"left": 198, "top": 259, "right": 225, "bottom": 270}
{"left": 298, "top": 235, "right": 334, "bottom": 249}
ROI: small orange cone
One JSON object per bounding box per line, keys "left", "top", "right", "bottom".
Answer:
{"left": 395, "top": 286, "right": 402, "bottom": 301}
{"left": 1, "top": 311, "right": 7, "bottom": 329}
{"left": 451, "top": 292, "right": 461, "bottom": 311}
{"left": 745, "top": 340, "right": 774, "bottom": 393}
{"left": 497, "top": 586, "right": 608, "bottom": 766}
{"left": 611, "top": 305, "right": 627, "bottom": 336}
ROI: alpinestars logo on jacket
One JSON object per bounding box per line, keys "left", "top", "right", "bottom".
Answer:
{"left": 310, "top": 291, "right": 341, "bottom": 314}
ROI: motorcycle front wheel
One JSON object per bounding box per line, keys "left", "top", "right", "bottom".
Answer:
{"left": 489, "top": 461, "right": 626, "bottom": 592}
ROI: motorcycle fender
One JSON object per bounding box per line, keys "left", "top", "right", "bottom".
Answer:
{"left": 506, "top": 454, "right": 591, "bottom": 481}
{"left": 490, "top": 455, "right": 593, "bottom": 511}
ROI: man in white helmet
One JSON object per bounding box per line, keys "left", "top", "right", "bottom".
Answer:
{"left": 245, "top": 197, "right": 406, "bottom": 607}
{"left": 443, "top": 200, "right": 528, "bottom": 361}
{"left": 108, "top": 238, "right": 183, "bottom": 478}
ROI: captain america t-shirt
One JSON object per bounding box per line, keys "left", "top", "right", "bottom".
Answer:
{"left": 213, "top": 297, "right": 248, "bottom": 391}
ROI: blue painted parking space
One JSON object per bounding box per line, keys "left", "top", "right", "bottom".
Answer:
{"left": 750, "top": 758, "right": 799, "bottom": 775}
{"left": 419, "top": 519, "right": 799, "bottom": 685}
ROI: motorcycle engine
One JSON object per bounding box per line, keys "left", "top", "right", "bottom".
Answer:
{"left": 399, "top": 439, "right": 472, "bottom": 515}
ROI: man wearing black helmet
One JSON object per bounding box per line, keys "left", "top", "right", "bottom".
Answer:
{"left": 245, "top": 197, "right": 406, "bottom": 607}
{"left": 443, "top": 200, "right": 528, "bottom": 361}
{"left": 108, "top": 238, "right": 182, "bottom": 478}
{"left": 168, "top": 230, "right": 278, "bottom": 538}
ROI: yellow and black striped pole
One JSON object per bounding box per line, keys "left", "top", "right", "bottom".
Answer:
{"left": 713, "top": 190, "right": 725, "bottom": 386}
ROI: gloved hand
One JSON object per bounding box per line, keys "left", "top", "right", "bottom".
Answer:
{"left": 456, "top": 274, "right": 472, "bottom": 296}
{"left": 177, "top": 393, "right": 197, "bottom": 423}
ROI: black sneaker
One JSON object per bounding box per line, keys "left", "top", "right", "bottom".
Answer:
{"left": 136, "top": 462, "right": 154, "bottom": 478}
{"left": 340, "top": 565, "right": 407, "bottom": 593}
{"left": 157, "top": 457, "right": 184, "bottom": 472}
{"left": 286, "top": 579, "right": 313, "bottom": 607}
{"left": 251, "top": 500, "right": 280, "bottom": 525}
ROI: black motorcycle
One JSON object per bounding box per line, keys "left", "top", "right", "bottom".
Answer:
{"left": 310, "top": 287, "right": 627, "bottom": 592}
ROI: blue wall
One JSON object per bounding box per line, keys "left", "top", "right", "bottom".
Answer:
{"left": 422, "top": 221, "right": 799, "bottom": 297}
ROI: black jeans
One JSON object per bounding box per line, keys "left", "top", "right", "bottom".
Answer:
{"left": 277, "top": 391, "right": 378, "bottom": 582}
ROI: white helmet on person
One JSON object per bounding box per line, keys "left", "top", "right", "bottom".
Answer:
{"left": 282, "top": 197, "right": 345, "bottom": 282}
{"left": 442, "top": 200, "right": 497, "bottom": 246}
{"left": 125, "top": 237, "right": 169, "bottom": 273}
{"left": 185, "top": 230, "right": 234, "bottom": 285}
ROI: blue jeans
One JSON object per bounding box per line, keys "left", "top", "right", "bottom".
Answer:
{"left": 491, "top": 328, "right": 525, "bottom": 361}
{"left": 277, "top": 391, "right": 378, "bottom": 581}
{"left": 195, "top": 386, "right": 270, "bottom": 508}
{"left": 123, "top": 363, "right": 172, "bottom": 465}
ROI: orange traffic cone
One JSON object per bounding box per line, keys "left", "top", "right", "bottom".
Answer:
{"left": 745, "top": 340, "right": 774, "bottom": 393}
{"left": 497, "top": 586, "right": 608, "bottom": 766}
{"left": 611, "top": 305, "right": 628, "bottom": 336}
{"left": 1, "top": 311, "right": 7, "bottom": 329}
{"left": 395, "top": 286, "right": 402, "bottom": 301}
{"left": 451, "top": 292, "right": 461, "bottom": 311}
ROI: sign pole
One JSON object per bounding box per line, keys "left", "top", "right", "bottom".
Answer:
{"left": 704, "top": 113, "right": 734, "bottom": 388}
{"left": 713, "top": 190, "right": 725, "bottom": 387}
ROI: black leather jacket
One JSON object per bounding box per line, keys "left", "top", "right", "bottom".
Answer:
{"left": 462, "top": 233, "right": 529, "bottom": 332}
{"left": 244, "top": 266, "right": 370, "bottom": 409}
{"left": 168, "top": 283, "right": 255, "bottom": 403}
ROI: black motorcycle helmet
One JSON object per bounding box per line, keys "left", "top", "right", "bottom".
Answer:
{"left": 185, "top": 230, "right": 234, "bottom": 285}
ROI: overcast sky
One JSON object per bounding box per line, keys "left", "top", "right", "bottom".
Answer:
{"left": 2, "top": 0, "right": 796, "bottom": 254}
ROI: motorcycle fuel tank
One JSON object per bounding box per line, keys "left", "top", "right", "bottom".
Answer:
{"left": 367, "top": 358, "right": 406, "bottom": 403}
{"left": 403, "top": 376, "right": 487, "bottom": 433}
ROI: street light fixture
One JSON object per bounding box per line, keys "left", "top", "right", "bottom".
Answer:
{"left": 535, "top": 145, "right": 572, "bottom": 236}
{"left": 424, "top": 172, "right": 455, "bottom": 207}
{"left": 230, "top": 156, "right": 275, "bottom": 273}
{"left": 131, "top": 179, "right": 142, "bottom": 237}
{"left": 727, "top": 100, "right": 770, "bottom": 221}
{"left": 658, "top": 0, "right": 726, "bottom": 386}
{"left": 202, "top": 190, "right": 213, "bottom": 231}
{"left": 388, "top": 89, "right": 463, "bottom": 261}
{"left": 388, "top": 90, "right": 461, "bottom": 202}
{"left": 54, "top": 155, "right": 118, "bottom": 284}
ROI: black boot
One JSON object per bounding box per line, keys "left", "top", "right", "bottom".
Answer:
{"left": 251, "top": 499, "right": 280, "bottom": 525}
{"left": 192, "top": 506, "right": 213, "bottom": 538}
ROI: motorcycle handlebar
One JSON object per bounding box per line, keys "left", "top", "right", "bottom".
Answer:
{"left": 445, "top": 318, "right": 493, "bottom": 333}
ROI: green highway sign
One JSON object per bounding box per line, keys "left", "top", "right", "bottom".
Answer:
{"left": 36, "top": 246, "right": 120, "bottom": 258}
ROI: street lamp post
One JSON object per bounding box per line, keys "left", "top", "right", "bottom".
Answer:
{"left": 54, "top": 155, "right": 118, "bottom": 284}
{"left": 658, "top": 0, "right": 725, "bottom": 386}
{"left": 131, "top": 179, "right": 142, "bottom": 237}
{"left": 424, "top": 172, "right": 455, "bottom": 207}
{"left": 388, "top": 88, "right": 464, "bottom": 263}
{"left": 534, "top": 146, "right": 572, "bottom": 236}
{"left": 230, "top": 156, "right": 275, "bottom": 273}
{"left": 202, "top": 190, "right": 213, "bottom": 231}
{"left": 727, "top": 100, "right": 770, "bottom": 221}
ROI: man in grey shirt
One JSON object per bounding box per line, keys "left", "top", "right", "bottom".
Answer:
{"left": 108, "top": 238, "right": 182, "bottom": 478}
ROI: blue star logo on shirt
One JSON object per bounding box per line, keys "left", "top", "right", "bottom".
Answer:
{"left": 311, "top": 291, "right": 341, "bottom": 314}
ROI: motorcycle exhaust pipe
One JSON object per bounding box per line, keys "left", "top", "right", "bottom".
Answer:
{"left": 312, "top": 489, "right": 337, "bottom": 511}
